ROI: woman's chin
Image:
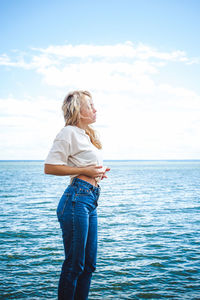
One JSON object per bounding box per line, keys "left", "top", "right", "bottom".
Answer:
{"left": 91, "top": 117, "right": 96, "bottom": 123}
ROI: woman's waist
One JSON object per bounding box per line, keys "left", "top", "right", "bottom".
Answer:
{"left": 69, "top": 177, "right": 101, "bottom": 196}
{"left": 74, "top": 175, "right": 99, "bottom": 187}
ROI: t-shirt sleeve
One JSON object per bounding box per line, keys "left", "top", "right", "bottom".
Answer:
{"left": 44, "top": 139, "right": 70, "bottom": 165}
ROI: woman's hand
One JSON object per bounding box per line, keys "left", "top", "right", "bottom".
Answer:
{"left": 82, "top": 165, "right": 105, "bottom": 178}
{"left": 101, "top": 167, "right": 111, "bottom": 180}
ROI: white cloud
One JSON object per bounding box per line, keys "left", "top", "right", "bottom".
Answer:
{"left": 0, "top": 42, "right": 200, "bottom": 159}
{"left": 32, "top": 42, "right": 191, "bottom": 62}
{"left": 0, "top": 53, "right": 31, "bottom": 69}
{"left": 0, "top": 96, "right": 65, "bottom": 159}
{"left": 1, "top": 41, "right": 198, "bottom": 69}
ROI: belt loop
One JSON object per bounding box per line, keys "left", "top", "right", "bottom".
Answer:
{"left": 71, "top": 177, "right": 76, "bottom": 186}
{"left": 89, "top": 185, "right": 94, "bottom": 191}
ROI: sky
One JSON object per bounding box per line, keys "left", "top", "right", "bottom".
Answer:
{"left": 0, "top": 0, "right": 200, "bottom": 160}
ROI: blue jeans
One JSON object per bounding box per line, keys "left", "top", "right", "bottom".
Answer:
{"left": 57, "top": 177, "right": 101, "bottom": 300}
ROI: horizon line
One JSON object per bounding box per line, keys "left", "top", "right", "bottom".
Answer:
{"left": 0, "top": 159, "right": 200, "bottom": 162}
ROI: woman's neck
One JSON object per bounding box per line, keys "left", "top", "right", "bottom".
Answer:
{"left": 76, "top": 121, "right": 88, "bottom": 130}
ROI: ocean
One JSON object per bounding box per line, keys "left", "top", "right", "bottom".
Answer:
{"left": 0, "top": 160, "right": 200, "bottom": 299}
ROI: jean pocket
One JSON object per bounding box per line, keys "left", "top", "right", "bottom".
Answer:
{"left": 76, "top": 187, "right": 92, "bottom": 196}
{"left": 57, "top": 193, "right": 70, "bottom": 220}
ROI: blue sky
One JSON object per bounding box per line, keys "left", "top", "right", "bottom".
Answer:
{"left": 0, "top": 0, "right": 200, "bottom": 159}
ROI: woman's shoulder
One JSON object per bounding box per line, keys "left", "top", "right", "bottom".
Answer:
{"left": 55, "top": 126, "right": 73, "bottom": 141}
{"left": 55, "top": 125, "right": 84, "bottom": 141}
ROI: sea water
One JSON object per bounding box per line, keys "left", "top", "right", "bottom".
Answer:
{"left": 0, "top": 160, "right": 200, "bottom": 299}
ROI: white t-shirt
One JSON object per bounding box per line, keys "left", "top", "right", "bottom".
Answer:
{"left": 44, "top": 125, "right": 103, "bottom": 182}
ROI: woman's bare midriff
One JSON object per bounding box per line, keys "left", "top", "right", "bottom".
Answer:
{"left": 76, "top": 175, "right": 99, "bottom": 187}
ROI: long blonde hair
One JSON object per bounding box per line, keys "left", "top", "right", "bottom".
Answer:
{"left": 62, "top": 90, "right": 102, "bottom": 149}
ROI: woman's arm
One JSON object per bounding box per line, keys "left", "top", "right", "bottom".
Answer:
{"left": 44, "top": 164, "right": 104, "bottom": 178}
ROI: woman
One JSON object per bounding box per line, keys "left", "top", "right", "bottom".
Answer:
{"left": 44, "top": 90, "right": 110, "bottom": 300}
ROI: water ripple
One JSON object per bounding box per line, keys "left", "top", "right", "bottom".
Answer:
{"left": 0, "top": 160, "right": 200, "bottom": 299}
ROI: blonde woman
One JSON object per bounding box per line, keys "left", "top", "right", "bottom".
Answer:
{"left": 44, "top": 90, "right": 110, "bottom": 300}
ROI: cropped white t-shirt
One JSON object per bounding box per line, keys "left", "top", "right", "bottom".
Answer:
{"left": 44, "top": 125, "right": 103, "bottom": 183}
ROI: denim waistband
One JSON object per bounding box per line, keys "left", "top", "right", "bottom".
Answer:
{"left": 71, "top": 177, "right": 101, "bottom": 192}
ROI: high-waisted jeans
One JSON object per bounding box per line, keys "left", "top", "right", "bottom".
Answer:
{"left": 57, "top": 177, "right": 101, "bottom": 300}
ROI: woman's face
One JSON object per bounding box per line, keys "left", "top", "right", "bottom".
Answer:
{"left": 80, "top": 96, "right": 97, "bottom": 124}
